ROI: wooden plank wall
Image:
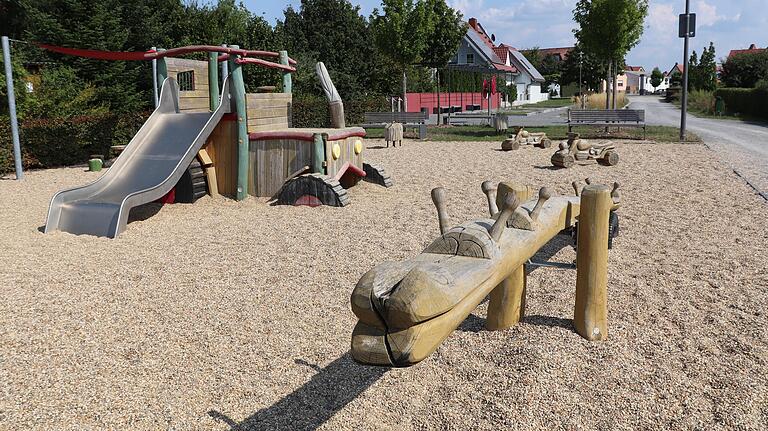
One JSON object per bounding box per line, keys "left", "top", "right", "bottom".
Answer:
{"left": 248, "top": 139, "right": 312, "bottom": 198}
{"left": 203, "top": 119, "right": 238, "bottom": 196}
{"left": 246, "top": 93, "right": 292, "bottom": 132}
{"left": 325, "top": 136, "right": 364, "bottom": 178}
{"left": 167, "top": 58, "right": 210, "bottom": 113}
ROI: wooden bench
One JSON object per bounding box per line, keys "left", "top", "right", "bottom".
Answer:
{"left": 362, "top": 112, "right": 428, "bottom": 139}
{"left": 447, "top": 112, "right": 494, "bottom": 126}
{"left": 568, "top": 109, "right": 646, "bottom": 138}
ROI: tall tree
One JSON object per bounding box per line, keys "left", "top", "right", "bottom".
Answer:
{"left": 721, "top": 50, "right": 768, "bottom": 88}
{"left": 694, "top": 42, "right": 717, "bottom": 91}
{"left": 650, "top": 67, "right": 663, "bottom": 90}
{"left": 277, "top": 0, "right": 376, "bottom": 98}
{"left": 371, "top": 0, "right": 433, "bottom": 111}
{"left": 419, "top": 0, "right": 464, "bottom": 121}
{"left": 573, "top": 0, "right": 648, "bottom": 108}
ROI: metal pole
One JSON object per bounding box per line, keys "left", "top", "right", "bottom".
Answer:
{"left": 680, "top": 0, "right": 691, "bottom": 141}
{"left": 2, "top": 36, "right": 23, "bottom": 180}
{"left": 579, "top": 52, "right": 583, "bottom": 109}
{"left": 151, "top": 46, "right": 158, "bottom": 108}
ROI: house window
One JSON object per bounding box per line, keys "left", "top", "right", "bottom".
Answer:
{"left": 665, "top": 78, "right": 669, "bottom": 84}
{"left": 466, "top": 53, "right": 474, "bottom": 64}
{"left": 618, "top": 82, "right": 624, "bottom": 87}
{"left": 177, "top": 70, "right": 195, "bottom": 91}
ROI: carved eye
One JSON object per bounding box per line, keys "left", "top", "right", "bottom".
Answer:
{"left": 332, "top": 143, "right": 341, "bottom": 160}
{"left": 354, "top": 140, "right": 363, "bottom": 155}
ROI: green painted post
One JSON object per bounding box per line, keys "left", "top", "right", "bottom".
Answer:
{"left": 228, "top": 45, "right": 249, "bottom": 201}
{"left": 156, "top": 48, "right": 168, "bottom": 83}
{"left": 208, "top": 52, "right": 219, "bottom": 111}
{"left": 312, "top": 133, "right": 325, "bottom": 174}
{"left": 280, "top": 50, "right": 292, "bottom": 94}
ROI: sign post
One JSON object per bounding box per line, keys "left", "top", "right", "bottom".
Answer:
{"left": 679, "top": 3, "right": 695, "bottom": 141}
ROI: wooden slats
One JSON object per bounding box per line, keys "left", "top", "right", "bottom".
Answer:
{"left": 204, "top": 121, "right": 238, "bottom": 196}
{"left": 364, "top": 112, "right": 428, "bottom": 124}
{"left": 245, "top": 92, "right": 292, "bottom": 133}
{"left": 569, "top": 109, "right": 645, "bottom": 123}
{"left": 248, "top": 138, "right": 312, "bottom": 197}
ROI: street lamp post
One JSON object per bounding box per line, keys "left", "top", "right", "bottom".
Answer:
{"left": 579, "top": 51, "right": 584, "bottom": 109}
{"left": 680, "top": 0, "right": 691, "bottom": 141}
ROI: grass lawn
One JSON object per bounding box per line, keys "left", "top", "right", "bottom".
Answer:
{"left": 366, "top": 124, "right": 701, "bottom": 143}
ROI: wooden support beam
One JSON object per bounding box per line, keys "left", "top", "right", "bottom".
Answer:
{"left": 229, "top": 45, "right": 249, "bottom": 201}
{"left": 280, "top": 50, "right": 292, "bottom": 94}
{"left": 156, "top": 49, "right": 168, "bottom": 83}
{"left": 574, "top": 184, "right": 611, "bottom": 341}
{"left": 486, "top": 265, "right": 526, "bottom": 330}
{"left": 312, "top": 133, "right": 325, "bottom": 175}
{"left": 208, "top": 52, "right": 219, "bottom": 111}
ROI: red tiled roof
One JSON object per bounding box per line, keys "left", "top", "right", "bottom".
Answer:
{"left": 494, "top": 63, "right": 518, "bottom": 73}
{"left": 468, "top": 17, "right": 496, "bottom": 49}
{"left": 626, "top": 66, "right": 644, "bottom": 72}
{"left": 728, "top": 44, "right": 766, "bottom": 58}
{"left": 536, "top": 47, "right": 573, "bottom": 61}
{"left": 492, "top": 47, "right": 508, "bottom": 63}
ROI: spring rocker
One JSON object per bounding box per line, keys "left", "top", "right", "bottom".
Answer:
{"left": 42, "top": 44, "right": 391, "bottom": 237}
{"left": 501, "top": 127, "right": 552, "bottom": 151}
{"left": 350, "top": 180, "right": 621, "bottom": 367}
{"left": 551, "top": 132, "right": 619, "bottom": 168}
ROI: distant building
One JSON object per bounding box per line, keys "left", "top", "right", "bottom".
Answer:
{"left": 728, "top": 43, "right": 766, "bottom": 58}
{"left": 448, "top": 18, "right": 548, "bottom": 106}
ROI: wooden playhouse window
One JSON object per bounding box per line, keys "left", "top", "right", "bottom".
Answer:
{"left": 177, "top": 70, "right": 195, "bottom": 91}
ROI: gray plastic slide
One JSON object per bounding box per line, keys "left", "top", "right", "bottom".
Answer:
{"left": 44, "top": 76, "right": 233, "bottom": 238}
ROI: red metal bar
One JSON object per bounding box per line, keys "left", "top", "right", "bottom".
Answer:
{"left": 249, "top": 128, "right": 366, "bottom": 142}
{"left": 235, "top": 57, "right": 296, "bottom": 73}
{"left": 34, "top": 43, "right": 297, "bottom": 65}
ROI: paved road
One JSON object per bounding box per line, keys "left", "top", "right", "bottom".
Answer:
{"left": 629, "top": 95, "right": 768, "bottom": 195}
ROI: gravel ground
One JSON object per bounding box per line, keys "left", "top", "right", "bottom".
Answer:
{"left": 1, "top": 138, "right": 767, "bottom": 430}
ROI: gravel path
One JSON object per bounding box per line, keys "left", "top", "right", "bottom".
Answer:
{"left": 1, "top": 139, "right": 767, "bottom": 430}
{"left": 629, "top": 95, "right": 768, "bottom": 195}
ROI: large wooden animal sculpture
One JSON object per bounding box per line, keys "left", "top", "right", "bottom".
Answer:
{"left": 501, "top": 127, "right": 552, "bottom": 151}
{"left": 350, "top": 180, "right": 621, "bottom": 367}
{"left": 551, "top": 133, "right": 619, "bottom": 168}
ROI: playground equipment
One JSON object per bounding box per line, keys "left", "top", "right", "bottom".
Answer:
{"left": 41, "top": 44, "right": 391, "bottom": 237}
{"left": 551, "top": 133, "right": 619, "bottom": 168}
{"left": 350, "top": 180, "right": 622, "bottom": 367}
{"left": 384, "top": 123, "right": 404, "bottom": 147}
{"left": 501, "top": 127, "right": 552, "bottom": 151}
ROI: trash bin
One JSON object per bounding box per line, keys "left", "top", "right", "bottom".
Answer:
{"left": 715, "top": 96, "right": 725, "bottom": 116}
{"left": 88, "top": 158, "right": 103, "bottom": 172}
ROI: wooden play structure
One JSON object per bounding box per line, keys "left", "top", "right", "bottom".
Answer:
{"left": 551, "top": 133, "right": 619, "bottom": 168}
{"left": 350, "top": 180, "right": 621, "bottom": 367}
{"left": 501, "top": 127, "right": 552, "bottom": 151}
{"left": 163, "top": 53, "right": 392, "bottom": 206}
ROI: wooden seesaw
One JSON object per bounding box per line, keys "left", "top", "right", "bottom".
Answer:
{"left": 350, "top": 180, "right": 621, "bottom": 367}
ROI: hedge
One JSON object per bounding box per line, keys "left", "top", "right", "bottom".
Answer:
{"left": 292, "top": 95, "right": 390, "bottom": 128}
{"left": 1, "top": 95, "right": 390, "bottom": 176}
{"left": 715, "top": 88, "right": 768, "bottom": 121}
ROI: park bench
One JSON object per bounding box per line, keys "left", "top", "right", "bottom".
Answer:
{"left": 568, "top": 109, "right": 646, "bottom": 138}
{"left": 447, "top": 112, "right": 494, "bottom": 126}
{"left": 363, "top": 112, "right": 428, "bottom": 139}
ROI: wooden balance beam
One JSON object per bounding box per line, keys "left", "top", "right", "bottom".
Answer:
{"left": 350, "top": 180, "right": 620, "bottom": 367}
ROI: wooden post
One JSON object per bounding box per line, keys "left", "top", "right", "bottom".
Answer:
{"left": 156, "top": 48, "right": 167, "bottom": 84}
{"left": 280, "top": 50, "right": 292, "bottom": 94}
{"left": 574, "top": 184, "right": 611, "bottom": 341}
{"left": 208, "top": 51, "right": 219, "bottom": 111}
{"left": 312, "top": 133, "right": 325, "bottom": 175}
{"left": 228, "top": 45, "right": 249, "bottom": 201}
{"left": 486, "top": 265, "right": 526, "bottom": 330}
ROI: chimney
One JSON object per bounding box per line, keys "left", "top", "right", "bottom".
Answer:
{"left": 749, "top": 44, "right": 757, "bottom": 49}
{"left": 469, "top": 18, "right": 477, "bottom": 30}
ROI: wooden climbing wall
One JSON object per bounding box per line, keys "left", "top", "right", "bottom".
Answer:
{"left": 248, "top": 138, "right": 312, "bottom": 198}
{"left": 166, "top": 58, "right": 210, "bottom": 113}
{"left": 246, "top": 93, "right": 292, "bottom": 132}
{"left": 203, "top": 119, "right": 238, "bottom": 196}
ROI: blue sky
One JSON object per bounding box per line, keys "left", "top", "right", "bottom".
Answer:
{"left": 244, "top": 0, "right": 767, "bottom": 71}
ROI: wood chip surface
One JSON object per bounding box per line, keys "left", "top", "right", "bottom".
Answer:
{"left": 0, "top": 139, "right": 766, "bottom": 430}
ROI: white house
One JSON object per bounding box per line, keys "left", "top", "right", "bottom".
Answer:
{"left": 447, "top": 18, "right": 548, "bottom": 107}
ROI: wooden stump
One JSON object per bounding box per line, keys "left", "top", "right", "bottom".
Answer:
{"left": 574, "top": 184, "right": 611, "bottom": 341}
{"left": 493, "top": 115, "right": 509, "bottom": 133}
{"left": 486, "top": 265, "right": 526, "bottom": 330}
{"left": 384, "top": 123, "right": 404, "bottom": 147}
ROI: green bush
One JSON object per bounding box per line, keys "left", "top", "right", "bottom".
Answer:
{"left": 715, "top": 87, "right": 768, "bottom": 120}
{"left": 688, "top": 90, "right": 715, "bottom": 115}
{"left": 292, "top": 94, "right": 389, "bottom": 128}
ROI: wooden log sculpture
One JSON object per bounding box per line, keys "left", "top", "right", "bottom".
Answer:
{"left": 384, "top": 122, "right": 404, "bottom": 147}
{"left": 501, "top": 127, "right": 552, "bottom": 151}
{"left": 551, "top": 133, "right": 619, "bottom": 168}
{"left": 351, "top": 181, "right": 622, "bottom": 367}
{"left": 493, "top": 114, "right": 509, "bottom": 133}
{"left": 316, "top": 62, "right": 345, "bottom": 128}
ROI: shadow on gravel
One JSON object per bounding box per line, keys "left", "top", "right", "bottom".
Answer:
{"left": 208, "top": 353, "right": 387, "bottom": 431}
